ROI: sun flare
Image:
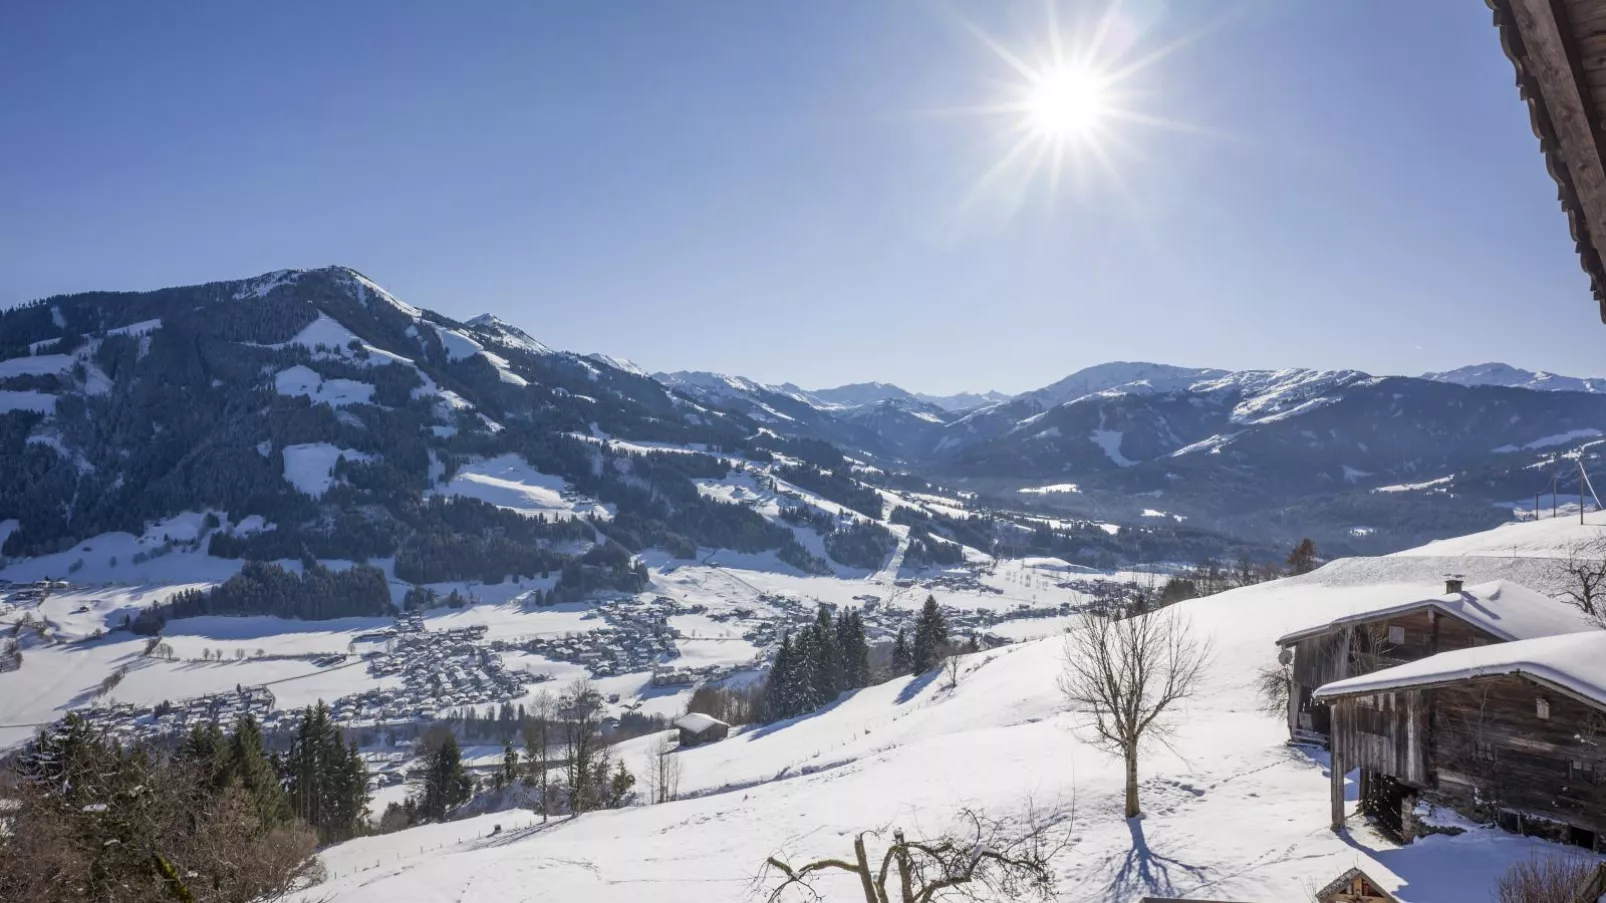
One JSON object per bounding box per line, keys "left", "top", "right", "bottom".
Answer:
{"left": 1024, "top": 66, "right": 1109, "bottom": 140}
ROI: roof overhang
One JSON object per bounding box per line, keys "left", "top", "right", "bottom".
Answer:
{"left": 1273, "top": 600, "right": 1508, "bottom": 648}
{"left": 1490, "top": 0, "right": 1606, "bottom": 320}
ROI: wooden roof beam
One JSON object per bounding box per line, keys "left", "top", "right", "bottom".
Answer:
{"left": 1502, "top": 0, "right": 1606, "bottom": 320}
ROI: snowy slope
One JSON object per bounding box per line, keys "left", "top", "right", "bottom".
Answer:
{"left": 288, "top": 521, "right": 1606, "bottom": 902}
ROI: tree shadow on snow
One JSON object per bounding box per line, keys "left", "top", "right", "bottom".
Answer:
{"left": 1108, "top": 818, "right": 1211, "bottom": 898}
{"left": 893, "top": 670, "right": 939, "bottom": 705}
{"left": 741, "top": 692, "right": 860, "bottom": 742}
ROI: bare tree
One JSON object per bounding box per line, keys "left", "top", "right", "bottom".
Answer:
{"left": 1494, "top": 853, "right": 1598, "bottom": 903}
{"left": 1058, "top": 610, "right": 1211, "bottom": 818}
{"left": 643, "top": 730, "right": 682, "bottom": 804}
{"left": 761, "top": 803, "right": 1070, "bottom": 903}
{"left": 943, "top": 651, "right": 963, "bottom": 690}
{"left": 1253, "top": 661, "right": 1292, "bottom": 718}
{"left": 1557, "top": 539, "right": 1606, "bottom": 627}
{"left": 521, "top": 688, "right": 555, "bottom": 821}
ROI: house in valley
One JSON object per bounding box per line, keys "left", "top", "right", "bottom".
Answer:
{"left": 1313, "top": 630, "right": 1606, "bottom": 846}
{"left": 1275, "top": 578, "right": 1587, "bottom": 746}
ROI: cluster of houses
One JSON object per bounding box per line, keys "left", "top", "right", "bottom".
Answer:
{"left": 63, "top": 686, "right": 278, "bottom": 747}
{"left": 366, "top": 623, "right": 539, "bottom": 720}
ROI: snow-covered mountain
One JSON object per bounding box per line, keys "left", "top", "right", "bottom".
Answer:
{"left": 913, "top": 388, "right": 1010, "bottom": 411}
{"left": 1422, "top": 362, "right": 1606, "bottom": 394}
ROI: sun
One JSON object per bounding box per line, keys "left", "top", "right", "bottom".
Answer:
{"left": 1024, "top": 66, "right": 1109, "bottom": 141}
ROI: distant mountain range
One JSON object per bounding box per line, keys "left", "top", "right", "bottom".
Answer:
{"left": 5, "top": 265, "right": 1606, "bottom": 567}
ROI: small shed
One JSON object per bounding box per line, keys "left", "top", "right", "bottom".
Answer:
{"left": 673, "top": 712, "right": 729, "bottom": 748}
{"left": 1314, "top": 867, "right": 1399, "bottom": 903}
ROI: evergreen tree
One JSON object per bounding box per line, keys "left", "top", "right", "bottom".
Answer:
{"left": 225, "top": 714, "right": 289, "bottom": 827}
{"left": 500, "top": 742, "right": 520, "bottom": 790}
{"left": 421, "top": 733, "right": 472, "bottom": 821}
{"left": 891, "top": 628, "right": 912, "bottom": 676}
{"left": 1287, "top": 538, "right": 1319, "bottom": 576}
{"left": 911, "top": 596, "right": 949, "bottom": 673}
{"left": 962, "top": 635, "right": 981, "bottom": 654}
{"left": 764, "top": 633, "right": 797, "bottom": 721}
{"left": 809, "top": 605, "right": 841, "bottom": 707}
{"left": 284, "top": 702, "right": 368, "bottom": 842}
{"left": 791, "top": 626, "right": 819, "bottom": 713}
{"left": 836, "top": 609, "right": 870, "bottom": 690}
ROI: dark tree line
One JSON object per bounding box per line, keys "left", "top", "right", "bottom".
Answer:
{"left": 134, "top": 560, "right": 391, "bottom": 632}
{"left": 764, "top": 606, "right": 872, "bottom": 720}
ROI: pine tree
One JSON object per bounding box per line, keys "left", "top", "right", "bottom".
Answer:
{"left": 911, "top": 596, "right": 949, "bottom": 673}
{"left": 810, "top": 605, "right": 841, "bottom": 707}
{"left": 500, "top": 742, "right": 520, "bottom": 790}
{"left": 421, "top": 733, "right": 472, "bottom": 821}
{"left": 1287, "top": 538, "right": 1319, "bottom": 576}
{"left": 284, "top": 702, "right": 368, "bottom": 842}
{"left": 836, "top": 608, "right": 870, "bottom": 690}
{"left": 224, "top": 714, "right": 289, "bottom": 827}
{"left": 765, "top": 633, "right": 796, "bottom": 721}
{"left": 791, "top": 627, "right": 819, "bottom": 714}
{"left": 891, "top": 628, "right": 912, "bottom": 676}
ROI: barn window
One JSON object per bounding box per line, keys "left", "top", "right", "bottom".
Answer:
{"left": 1571, "top": 759, "right": 1597, "bottom": 784}
{"left": 1538, "top": 698, "right": 1551, "bottom": 720}
{"left": 1475, "top": 740, "right": 1497, "bottom": 762}
{"left": 1387, "top": 625, "right": 1405, "bottom": 645}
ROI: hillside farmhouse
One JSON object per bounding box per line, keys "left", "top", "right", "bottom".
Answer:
{"left": 1315, "top": 630, "right": 1606, "bottom": 847}
{"left": 1276, "top": 579, "right": 1588, "bottom": 746}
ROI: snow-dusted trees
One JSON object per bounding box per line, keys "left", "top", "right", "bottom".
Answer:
{"left": 761, "top": 804, "right": 1070, "bottom": 902}
{"left": 1058, "top": 610, "right": 1211, "bottom": 819}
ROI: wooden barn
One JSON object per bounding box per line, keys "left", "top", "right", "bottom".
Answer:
{"left": 1314, "top": 630, "right": 1606, "bottom": 846}
{"left": 1275, "top": 579, "right": 1587, "bottom": 747}
{"left": 673, "top": 712, "right": 729, "bottom": 748}
{"left": 1487, "top": 0, "right": 1606, "bottom": 320}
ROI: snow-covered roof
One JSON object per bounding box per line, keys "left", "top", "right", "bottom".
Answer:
{"left": 1314, "top": 630, "right": 1606, "bottom": 706}
{"left": 673, "top": 712, "right": 727, "bottom": 734}
{"left": 1273, "top": 579, "right": 1588, "bottom": 647}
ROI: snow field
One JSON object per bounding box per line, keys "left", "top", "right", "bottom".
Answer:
{"left": 434, "top": 454, "right": 609, "bottom": 519}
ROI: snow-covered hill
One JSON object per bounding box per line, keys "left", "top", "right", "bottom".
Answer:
{"left": 285, "top": 515, "right": 1606, "bottom": 903}
{"left": 1422, "top": 362, "right": 1606, "bottom": 394}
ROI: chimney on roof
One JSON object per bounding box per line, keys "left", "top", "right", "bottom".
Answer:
{"left": 1445, "top": 576, "right": 1465, "bottom": 594}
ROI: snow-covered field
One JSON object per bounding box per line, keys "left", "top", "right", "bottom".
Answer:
{"left": 7, "top": 512, "right": 1606, "bottom": 900}
{"left": 263, "top": 515, "right": 1606, "bottom": 902}
{"left": 434, "top": 453, "right": 610, "bottom": 519}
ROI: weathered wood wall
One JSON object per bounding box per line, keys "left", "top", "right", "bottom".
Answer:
{"left": 1331, "top": 691, "right": 1430, "bottom": 788}
{"left": 1430, "top": 674, "right": 1606, "bottom": 835}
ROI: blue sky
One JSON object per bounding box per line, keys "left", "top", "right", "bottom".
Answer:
{"left": 1, "top": 1, "right": 1597, "bottom": 394}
